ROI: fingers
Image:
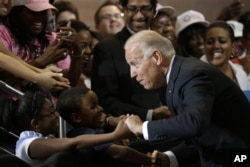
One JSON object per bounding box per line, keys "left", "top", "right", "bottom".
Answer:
{"left": 66, "top": 20, "right": 71, "bottom": 27}
{"left": 46, "top": 65, "right": 62, "bottom": 73}
{"left": 53, "top": 73, "right": 70, "bottom": 83}
{"left": 151, "top": 150, "right": 158, "bottom": 164}
{"left": 54, "top": 81, "right": 71, "bottom": 89}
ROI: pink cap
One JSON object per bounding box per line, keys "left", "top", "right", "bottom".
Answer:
{"left": 12, "top": 0, "right": 57, "bottom": 12}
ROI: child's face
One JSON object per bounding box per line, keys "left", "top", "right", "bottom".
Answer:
{"left": 78, "top": 90, "right": 105, "bottom": 128}
{"left": 35, "top": 98, "right": 59, "bottom": 136}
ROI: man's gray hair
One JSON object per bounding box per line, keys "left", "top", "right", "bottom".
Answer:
{"left": 124, "top": 30, "right": 176, "bottom": 58}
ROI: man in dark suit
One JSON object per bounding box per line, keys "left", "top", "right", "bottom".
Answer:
{"left": 92, "top": 0, "right": 170, "bottom": 121}
{"left": 124, "top": 30, "right": 250, "bottom": 167}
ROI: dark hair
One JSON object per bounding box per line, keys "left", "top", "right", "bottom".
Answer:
{"left": 205, "top": 21, "right": 235, "bottom": 42}
{"left": 238, "top": 10, "right": 250, "bottom": 27}
{"left": 90, "top": 30, "right": 103, "bottom": 41}
{"left": 94, "top": 0, "right": 123, "bottom": 25}
{"left": 54, "top": 1, "right": 79, "bottom": 21}
{"left": 57, "top": 87, "right": 90, "bottom": 125}
{"left": 243, "top": 25, "right": 250, "bottom": 40}
{"left": 2, "top": 6, "right": 49, "bottom": 50}
{"left": 49, "top": 0, "right": 55, "bottom": 4}
{"left": 0, "top": 97, "right": 18, "bottom": 134}
{"left": 15, "top": 91, "right": 50, "bottom": 131}
{"left": 119, "top": 0, "right": 158, "bottom": 11}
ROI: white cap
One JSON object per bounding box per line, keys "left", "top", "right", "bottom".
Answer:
{"left": 226, "top": 20, "right": 244, "bottom": 38}
{"left": 155, "top": 3, "right": 175, "bottom": 17}
{"left": 175, "top": 10, "right": 209, "bottom": 36}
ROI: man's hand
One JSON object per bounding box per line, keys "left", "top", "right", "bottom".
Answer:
{"left": 125, "top": 115, "right": 143, "bottom": 136}
{"left": 152, "top": 106, "right": 171, "bottom": 120}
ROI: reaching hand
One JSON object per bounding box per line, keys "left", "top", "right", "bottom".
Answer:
{"left": 43, "top": 64, "right": 63, "bottom": 73}
{"left": 108, "top": 114, "right": 127, "bottom": 127}
{"left": 125, "top": 114, "right": 143, "bottom": 136}
{"left": 57, "top": 21, "right": 81, "bottom": 53}
{"left": 152, "top": 106, "right": 171, "bottom": 120}
{"left": 36, "top": 71, "right": 70, "bottom": 90}
{"left": 34, "top": 41, "right": 68, "bottom": 67}
{"left": 113, "top": 119, "right": 133, "bottom": 140}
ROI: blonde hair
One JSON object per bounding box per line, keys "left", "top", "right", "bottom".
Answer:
{"left": 124, "top": 30, "right": 175, "bottom": 58}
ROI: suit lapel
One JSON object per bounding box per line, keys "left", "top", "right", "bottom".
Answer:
{"left": 166, "top": 56, "right": 183, "bottom": 115}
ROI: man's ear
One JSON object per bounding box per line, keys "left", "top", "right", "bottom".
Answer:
{"left": 71, "top": 113, "right": 82, "bottom": 124}
{"left": 152, "top": 50, "right": 162, "bottom": 65}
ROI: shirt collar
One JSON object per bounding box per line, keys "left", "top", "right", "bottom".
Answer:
{"left": 166, "top": 55, "right": 175, "bottom": 84}
{"left": 126, "top": 26, "right": 135, "bottom": 35}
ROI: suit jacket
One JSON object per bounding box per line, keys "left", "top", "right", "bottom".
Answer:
{"left": 147, "top": 56, "right": 250, "bottom": 167}
{"left": 92, "top": 27, "right": 161, "bottom": 120}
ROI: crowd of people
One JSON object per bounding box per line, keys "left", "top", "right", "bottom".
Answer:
{"left": 0, "top": 0, "right": 249, "bottom": 167}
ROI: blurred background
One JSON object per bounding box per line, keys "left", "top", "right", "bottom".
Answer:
{"left": 54, "top": 0, "right": 250, "bottom": 31}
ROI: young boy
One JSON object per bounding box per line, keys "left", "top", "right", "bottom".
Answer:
{"left": 57, "top": 87, "right": 166, "bottom": 167}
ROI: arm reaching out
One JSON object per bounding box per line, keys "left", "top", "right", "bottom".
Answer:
{"left": 0, "top": 52, "right": 70, "bottom": 89}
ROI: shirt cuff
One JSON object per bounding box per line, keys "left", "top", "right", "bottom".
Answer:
{"left": 142, "top": 121, "right": 149, "bottom": 140}
{"left": 164, "top": 151, "right": 179, "bottom": 167}
{"left": 146, "top": 109, "right": 153, "bottom": 121}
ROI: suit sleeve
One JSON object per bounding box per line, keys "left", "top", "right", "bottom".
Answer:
{"left": 147, "top": 70, "right": 215, "bottom": 141}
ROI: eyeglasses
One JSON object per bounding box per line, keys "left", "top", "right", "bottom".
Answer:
{"left": 125, "top": 5, "right": 153, "bottom": 15}
{"left": 100, "top": 13, "right": 124, "bottom": 21}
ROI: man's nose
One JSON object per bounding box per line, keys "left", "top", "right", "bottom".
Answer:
{"left": 130, "top": 68, "right": 137, "bottom": 78}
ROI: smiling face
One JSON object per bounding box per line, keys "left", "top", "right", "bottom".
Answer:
{"left": 78, "top": 29, "right": 93, "bottom": 68}
{"left": 34, "top": 98, "right": 59, "bottom": 136}
{"left": 151, "top": 12, "right": 176, "bottom": 42}
{"left": 96, "top": 4, "right": 125, "bottom": 38}
{"left": 20, "top": 7, "right": 48, "bottom": 35}
{"left": 205, "top": 26, "right": 234, "bottom": 67}
{"left": 76, "top": 90, "right": 105, "bottom": 129}
{"left": 124, "top": 0, "right": 155, "bottom": 33}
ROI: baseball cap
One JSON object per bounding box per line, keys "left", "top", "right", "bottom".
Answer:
{"left": 175, "top": 10, "right": 209, "bottom": 37}
{"left": 155, "top": 3, "right": 175, "bottom": 17}
{"left": 226, "top": 20, "right": 244, "bottom": 38}
{"left": 12, "top": 0, "right": 57, "bottom": 12}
